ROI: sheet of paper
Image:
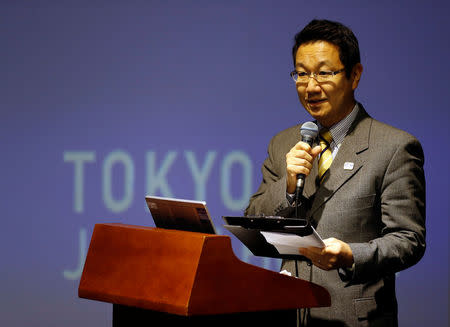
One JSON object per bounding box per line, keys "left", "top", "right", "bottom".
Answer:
{"left": 260, "top": 228, "right": 325, "bottom": 255}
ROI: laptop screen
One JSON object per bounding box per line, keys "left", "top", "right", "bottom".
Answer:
{"left": 145, "top": 196, "right": 216, "bottom": 234}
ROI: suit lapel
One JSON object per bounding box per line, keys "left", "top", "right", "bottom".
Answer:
{"left": 309, "top": 108, "right": 372, "bottom": 216}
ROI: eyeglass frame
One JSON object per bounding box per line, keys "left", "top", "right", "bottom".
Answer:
{"left": 290, "top": 68, "right": 345, "bottom": 83}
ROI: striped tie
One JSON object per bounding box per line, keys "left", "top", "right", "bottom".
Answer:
{"left": 318, "top": 129, "right": 333, "bottom": 182}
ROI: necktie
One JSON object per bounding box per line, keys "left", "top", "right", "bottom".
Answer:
{"left": 318, "top": 129, "right": 333, "bottom": 182}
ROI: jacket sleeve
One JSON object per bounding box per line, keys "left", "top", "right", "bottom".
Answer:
{"left": 244, "top": 135, "right": 296, "bottom": 218}
{"left": 347, "top": 136, "right": 426, "bottom": 283}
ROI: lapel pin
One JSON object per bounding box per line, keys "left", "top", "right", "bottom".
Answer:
{"left": 344, "top": 162, "right": 354, "bottom": 170}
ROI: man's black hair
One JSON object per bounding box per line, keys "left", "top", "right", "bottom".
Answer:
{"left": 292, "top": 19, "right": 361, "bottom": 78}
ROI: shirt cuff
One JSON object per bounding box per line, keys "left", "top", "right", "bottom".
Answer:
{"left": 338, "top": 262, "right": 355, "bottom": 282}
{"left": 348, "top": 262, "right": 355, "bottom": 272}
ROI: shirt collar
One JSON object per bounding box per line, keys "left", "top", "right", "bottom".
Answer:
{"left": 317, "top": 103, "right": 359, "bottom": 146}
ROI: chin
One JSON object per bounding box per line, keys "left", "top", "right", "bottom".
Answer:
{"left": 308, "top": 107, "right": 333, "bottom": 125}
{"left": 307, "top": 110, "right": 325, "bottom": 122}
{"left": 312, "top": 114, "right": 333, "bottom": 127}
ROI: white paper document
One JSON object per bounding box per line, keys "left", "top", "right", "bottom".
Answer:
{"left": 260, "top": 228, "right": 325, "bottom": 255}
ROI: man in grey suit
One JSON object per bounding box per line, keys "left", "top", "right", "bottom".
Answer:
{"left": 245, "top": 20, "right": 425, "bottom": 326}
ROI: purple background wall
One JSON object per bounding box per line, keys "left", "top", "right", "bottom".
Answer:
{"left": 1, "top": 1, "right": 448, "bottom": 326}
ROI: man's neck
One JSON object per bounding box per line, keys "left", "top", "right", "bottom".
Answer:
{"left": 321, "top": 100, "right": 356, "bottom": 128}
{"left": 318, "top": 103, "right": 360, "bottom": 147}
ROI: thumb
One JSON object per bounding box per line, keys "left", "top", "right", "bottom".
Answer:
{"left": 311, "top": 145, "right": 322, "bottom": 158}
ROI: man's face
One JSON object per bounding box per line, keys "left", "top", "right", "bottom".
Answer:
{"left": 294, "top": 41, "right": 362, "bottom": 127}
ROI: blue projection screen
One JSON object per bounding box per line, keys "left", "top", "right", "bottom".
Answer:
{"left": 1, "top": 1, "right": 448, "bottom": 326}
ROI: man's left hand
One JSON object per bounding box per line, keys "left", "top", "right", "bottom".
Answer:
{"left": 299, "top": 238, "right": 354, "bottom": 271}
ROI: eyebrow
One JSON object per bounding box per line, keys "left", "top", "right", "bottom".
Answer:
{"left": 295, "top": 60, "right": 333, "bottom": 69}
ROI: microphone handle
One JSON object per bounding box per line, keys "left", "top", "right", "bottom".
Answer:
{"left": 294, "top": 135, "right": 316, "bottom": 217}
{"left": 295, "top": 135, "right": 314, "bottom": 189}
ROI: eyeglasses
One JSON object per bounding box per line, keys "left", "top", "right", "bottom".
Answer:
{"left": 290, "top": 68, "right": 345, "bottom": 83}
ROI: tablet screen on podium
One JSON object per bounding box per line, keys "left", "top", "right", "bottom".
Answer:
{"left": 222, "top": 216, "right": 324, "bottom": 259}
{"left": 223, "top": 216, "right": 310, "bottom": 234}
{"left": 145, "top": 196, "right": 216, "bottom": 234}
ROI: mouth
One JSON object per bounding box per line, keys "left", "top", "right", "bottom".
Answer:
{"left": 306, "top": 98, "right": 327, "bottom": 106}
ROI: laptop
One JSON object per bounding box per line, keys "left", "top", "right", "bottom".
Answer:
{"left": 145, "top": 196, "right": 216, "bottom": 234}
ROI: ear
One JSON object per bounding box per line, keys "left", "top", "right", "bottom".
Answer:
{"left": 351, "top": 63, "right": 363, "bottom": 90}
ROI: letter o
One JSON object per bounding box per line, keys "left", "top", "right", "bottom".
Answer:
{"left": 102, "top": 150, "right": 134, "bottom": 213}
{"left": 220, "top": 151, "right": 252, "bottom": 211}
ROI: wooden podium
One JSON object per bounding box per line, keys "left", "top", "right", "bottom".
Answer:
{"left": 78, "top": 223, "right": 330, "bottom": 326}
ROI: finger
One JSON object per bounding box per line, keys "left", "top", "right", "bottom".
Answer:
{"left": 286, "top": 155, "right": 312, "bottom": 166}
{"left": 299, "top": 247, "right": 324, "bottom": 261}
{"left": 286, "top": 160, "right": 314, "bottom": 178}
{"left": 315, "top": 260, "right": 333, "bottom": 271}
{"left": 323, "top": 238, "right": 338, "bottom": 246}
{"left": 292, "top": 141, "right": 312, "bottom": 151}
{"left": 288, "top": 151, "right": 315, "bottom": 165}
{"left": 286, "top": 165, "right": 311, "bottom": 177}
{"left": 287, "top": 149, "right": 314, "bottom": 162}
{"left": 307, "top": 254, "right": 330, "bottom": 270}
{"left": 286, "top": 158, "right": 312, "bottom": 171}
{"left": 299, "top": 247, "right": 331, "bottom": 270}
{"left": 299, "top": 247, "right": 313, "bottom": 260}
{"left": 322, "top": 238, "right": 344, "bottom": 255}
{"left": 304, "top": 246, "right": 325, "bottom": 255}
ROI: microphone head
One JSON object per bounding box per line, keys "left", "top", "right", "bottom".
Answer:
{"left": 300, "top": 121, "right": 319, "bottom": 140}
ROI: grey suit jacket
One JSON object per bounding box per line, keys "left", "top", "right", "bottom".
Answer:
{"left": 245, "top": 106, "right": 426, "bottom": 327}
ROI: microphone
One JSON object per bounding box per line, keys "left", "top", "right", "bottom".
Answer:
{"left": 296, "top": 121, "right": 319, "bottom": 193}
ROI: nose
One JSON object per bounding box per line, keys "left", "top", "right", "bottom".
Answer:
{"left": 305, "top": 75, "right": 321, "bottom": 94}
